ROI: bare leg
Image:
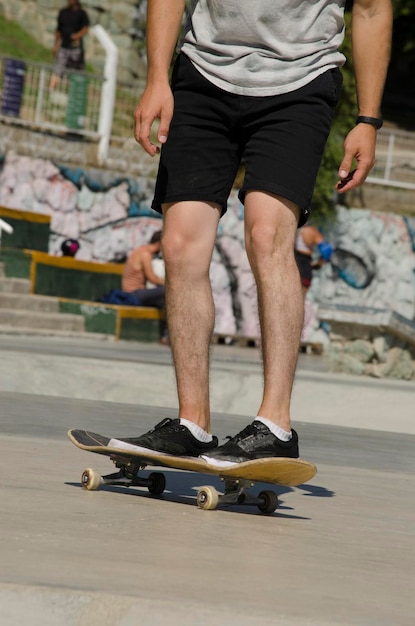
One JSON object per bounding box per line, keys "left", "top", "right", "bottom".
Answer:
{"left": 244, "top": 191, "right": 304, "bottom": 432}
{"left": 49, "top": 74, "right": 60, "bottom": 90}
{"left": 161, "top": 201, "right": 221, "bottom": 432}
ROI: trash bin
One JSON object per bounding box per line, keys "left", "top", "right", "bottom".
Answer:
{"left": 65, "top": 73, "right": 88, "bottom": 130}
{"left": 1, "top": 58, "right": 26, "bottom": 117}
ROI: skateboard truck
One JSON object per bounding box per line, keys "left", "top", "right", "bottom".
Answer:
{"left": 197, "top": 478, "right": 279, "bottom": 514}
{"left": 81, "top": 458, "right": 279, "bottom": 514}
{"left": 81, "top": 455, "right": 166, "bottom": 495}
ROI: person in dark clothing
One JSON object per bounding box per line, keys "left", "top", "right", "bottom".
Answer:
{"left": 295, "top": 225, "right": 333, "bottom": 294}
{"left": 50, "top": 0, "right": 90, "bottom": 89}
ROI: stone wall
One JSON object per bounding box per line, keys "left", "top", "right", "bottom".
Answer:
{"left": 0, "top": 0, "right": 148, "bottom": 83}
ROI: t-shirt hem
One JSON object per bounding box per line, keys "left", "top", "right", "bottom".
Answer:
{"left": 181, "top": 47, "right": 344, "bottom": 97}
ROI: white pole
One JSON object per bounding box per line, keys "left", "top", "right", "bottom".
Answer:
{"left": 35, "top": 68, "right": 46, "bottom": 125}
{"left": 0, "top": 218, "right": 14, "bottom": 249}
{"left": 384, "top": 132, "right": 395, "bottom": 182}
{"left": 91, "top": 25, "right": 119, "bottom": 165}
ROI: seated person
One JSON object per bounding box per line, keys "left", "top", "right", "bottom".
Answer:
{"left": 295, "top": 224, "right": 332, "bottom": 343}
{"left": 122, "top": 230, "right": 165, "bottom": 308}
{"left": 295, "top": 224, "right": 332, "bottom": 294}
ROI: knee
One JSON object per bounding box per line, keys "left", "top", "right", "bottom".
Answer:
{"left": 161, "top": 232, "right": 183, "bottom": 268}
{"left": 161, "top": 232, "right": 211, "bottom": 277}
{"left": 246, "top": 224, "right": 299, "bottom": 278}
{"left": 161, "top": 231, "right": 197, "bottom": 268}
{"left": 246, "top": 223, "right": 292, "bottom": 260}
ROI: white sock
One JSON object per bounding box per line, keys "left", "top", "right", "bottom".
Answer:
{"left": 254, "top": 416, "right": 292, "bottom": 442}
{"left": 179, "top": 418, "right": 213, "bottom": 443}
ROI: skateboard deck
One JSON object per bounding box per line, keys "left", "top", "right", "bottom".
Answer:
{"left": 68, "top": 428, "right": 317, "bottom": 513}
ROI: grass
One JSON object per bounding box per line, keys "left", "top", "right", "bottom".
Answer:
{"left": 0, "top": 15, "right": 54, "bottom": 64}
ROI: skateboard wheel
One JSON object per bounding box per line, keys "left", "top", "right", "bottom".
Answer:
{"left": 147, "top": 472, "right": 166, "bottom": 495}
{"left": 81, "top": 468, "right": 101, "bottom": 491}
{"left": 196, "top": 486, "right": 219, "bottom": 511}
{"left": 258, "top": 490, "right": 279, "bottom": 514}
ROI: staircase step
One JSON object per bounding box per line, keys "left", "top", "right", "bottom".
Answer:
{"left": 0, "top": 292, "right": 60, "bottom": 312}
{"left": 0, "top": 277, "right": 31, "bottom": 294}
{"left": 0, "top": 324, "right": 113, "bottom": 341}
{"left": 0, "top": 309, "right": 85, "bottom": 332}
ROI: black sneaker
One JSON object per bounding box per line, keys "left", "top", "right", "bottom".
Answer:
{"left": 112, "top": 418, "right": 218, "bottom": 457}
{"left": 201, "top": 421, "right": 299, "bottom": 467}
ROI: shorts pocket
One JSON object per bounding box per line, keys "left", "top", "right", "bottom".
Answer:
{"left": 327, "top": 67, "right": 343, "bottom": 107}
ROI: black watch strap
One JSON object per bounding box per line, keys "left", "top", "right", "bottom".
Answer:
{"left": 355, "top": 116, "right": 383, "bottom": 130}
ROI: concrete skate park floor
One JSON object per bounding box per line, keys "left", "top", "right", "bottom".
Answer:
{"left": 0, "top": 335, "right": 414, "bottom": 625}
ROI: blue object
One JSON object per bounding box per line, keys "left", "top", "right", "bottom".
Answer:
{"left": 317, "top": 241, "right": 333, "bottom": 261}
{"left": 99, "top": 289, "right": 139, "bottom": 306}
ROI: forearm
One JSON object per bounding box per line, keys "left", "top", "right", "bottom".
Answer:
{"left": 146, "top": 0, "right": 186, "bottom": 84}
{"left": 148, "top": 274, "right": 165, "bottom": 286}
{"left": 72, "top": 27, "right": 89, "bottom": 41}
{"left": 351, "top": 0, "right": 393, "bottom": 116}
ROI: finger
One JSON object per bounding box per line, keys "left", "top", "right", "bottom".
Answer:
{"left": 336, "top": 169, "right": 356, "bottom": 191}
{"left": 336, "top": 160, "right": 372, "bottom": 193}
{"left": 158, "top": 107, "right": 173, "bottom": 145}
{"left": 134, "top": 110, "right": 158, "bottom": 156}
{"left": 140, "top": 118, "right": 158, "bottom": 156}
{"left": 338, "top": 155, "right": 353, "bottom": 181}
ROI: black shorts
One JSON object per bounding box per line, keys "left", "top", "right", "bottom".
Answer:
{"left": 295, "top": 251, "right": 313, "bottom": 287}
{"left": 152, "top": 54, "right": 342, "bottom": 226}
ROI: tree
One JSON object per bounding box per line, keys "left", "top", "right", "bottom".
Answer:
{"left": 383, "top": 1, "right": 415, "bottom": 127}
{"left": 312, "top": 10, "right": 356, "bottom": 221}
{"left": 392, "top": 0, "right": 415, "bottom": 16}
{"left": 312, "top": 0, "right": 415, "bottom": 219}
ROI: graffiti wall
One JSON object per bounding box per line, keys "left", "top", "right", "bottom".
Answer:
{"left": 0, "top": 153, "right": 414, "bottom": 342}
{"left": 309, "top": 207, "right": 415, "bottom": 320}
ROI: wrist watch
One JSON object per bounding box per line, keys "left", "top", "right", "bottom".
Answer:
{"left": 355, "top": 116, "right": 383, "bottom": 130}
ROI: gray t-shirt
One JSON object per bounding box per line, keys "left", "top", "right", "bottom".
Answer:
{"left": 181, "top": 0, "right": 346, "bottom": 96}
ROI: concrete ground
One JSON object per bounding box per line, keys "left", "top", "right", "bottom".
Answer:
{"left": 0, "top": 334, "right": 414, "bottom": 625}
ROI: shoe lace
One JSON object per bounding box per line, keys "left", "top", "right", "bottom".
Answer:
{"left": 150, "top": 418, "right": 176, "bottom": 433}
{"left": 225, "top": 423, "right": 258, "bottom": 444}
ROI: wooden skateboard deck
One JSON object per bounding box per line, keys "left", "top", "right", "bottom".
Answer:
{"left": 68, "top": 429, "right": 317, "bottom": 514}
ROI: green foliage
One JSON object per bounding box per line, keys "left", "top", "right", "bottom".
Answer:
{"left": 0, "top": 15, "right": 53, "bottom": 64}
{"left": 392, "top": 0, "right": 415, "bottom": 17}
{"left": 311, "top": 11, "right": 356, "bottom": 221}
{"left": 313, "top": 1, "right": 415, "bottom": 218}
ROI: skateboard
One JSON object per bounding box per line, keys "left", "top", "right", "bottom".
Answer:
{"left": 68, "top": 429, "right": 317, "bottom": 514}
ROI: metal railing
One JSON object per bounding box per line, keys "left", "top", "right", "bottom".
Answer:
{"left": 0, "top": 26, "right": 144, "bottom": 164}
{"left": 0, "top": 58, "right": 103, "bottom": 136}
{"left": 367, "top": 127, "right": 415, "bottom": 190}
{"left": 0, "top": 55, "right": 144, "bottom": 154}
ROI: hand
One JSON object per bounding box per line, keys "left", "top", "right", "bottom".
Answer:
{"left": 134, "top": 82, "right": 174, "bottom": 157}
{"left": 336, "top": 124, "right": 377, "bottom": 194}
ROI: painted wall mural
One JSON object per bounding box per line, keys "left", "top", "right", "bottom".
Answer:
{"left": 0, "top": 153, "right": 414, "bottom": 343}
